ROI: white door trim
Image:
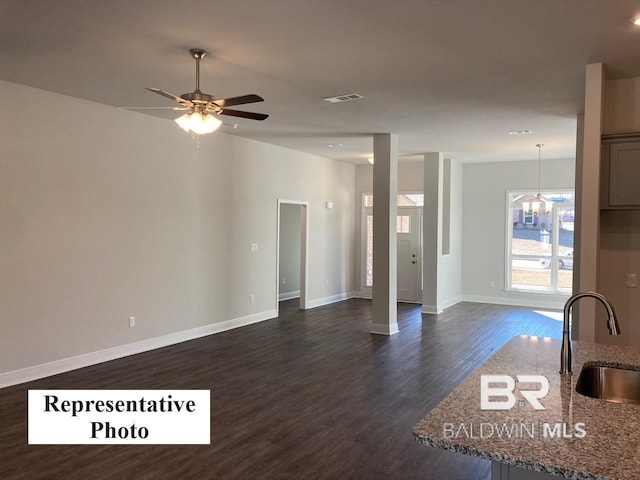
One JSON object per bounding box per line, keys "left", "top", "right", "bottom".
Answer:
{"left": 397, "top": 206, "right": 422, "bottom": 303}
{"left": 276, "top": 199, "right": 309, "bottom": 313}
{"left": 360, "top": 198, "right": 423, "bottom": 302}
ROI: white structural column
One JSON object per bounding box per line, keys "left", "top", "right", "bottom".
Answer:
{"left": 422, "top": 152, "right": 444, "bottom": 314}
{"left": 370, "top": 134, "right": 399, "bottom": 335}
{"left": 573, "top": 63, "right": 605, "bottom": 342}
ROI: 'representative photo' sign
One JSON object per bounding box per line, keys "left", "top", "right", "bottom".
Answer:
{"left": 28, "top": 390, "right": 210, "bottom": 445}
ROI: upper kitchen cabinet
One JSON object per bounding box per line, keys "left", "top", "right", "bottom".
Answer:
{"left": 601, "top": 134, "right": 640, "bottom": 209}
{"left": 601, "top": 77, "right": 640, "bottom": 209}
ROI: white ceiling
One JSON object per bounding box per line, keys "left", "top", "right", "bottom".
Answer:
{"left": 2, "top": 0, "right": 640, "bottom": 164}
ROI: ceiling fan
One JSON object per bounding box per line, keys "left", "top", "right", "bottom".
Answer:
{"left": 144, "top": 48, "right": 268, "bottom": 135}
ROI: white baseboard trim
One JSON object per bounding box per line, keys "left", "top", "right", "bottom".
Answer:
{"left": 307, "top": 291, "right": 359, "bottom": 309}
{"left": 370, "top": 322, "right": 399, "bottom": 336}
{"left": 421, "top": 295, "right": 463, "bottom": 314}
{"left": 440, "top": 295, "right": 463, "bottom": 311}
{"left": 421, "top": 304, "right": 442, "bottom": 314}
{"left": 0, "top": 309, "right": 278, "bottom": 389}
{"left": 461, "top": 294, "right": 565, "bottom": 310}
{"left": 279, "top": 290, "right": 300, "bottom": 301}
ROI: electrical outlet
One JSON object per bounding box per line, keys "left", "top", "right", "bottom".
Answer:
{"left": 129, "top": 316, "right": 135, "bottom": 328}
{"left": 281, "top": 277, "right": 286, "bottom": 285}
{"left": 250, "top": 293, "right": 255, "bottom": 303}
{"left": 627, "top": 273, "right": 637, "bottom": 288}
{"left": 490, "top": 280, "right": 495, "bottom": 288}
{"left": 250, "top": 243, "right": 258, "bottom": 253}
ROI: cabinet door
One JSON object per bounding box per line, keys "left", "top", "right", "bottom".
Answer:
{"left": 608, "top": 141, "right": 640, "bottom": 206}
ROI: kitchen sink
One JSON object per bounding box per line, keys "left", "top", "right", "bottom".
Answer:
{"left": 576, "top": 363, "right": 640, "bottom": 405}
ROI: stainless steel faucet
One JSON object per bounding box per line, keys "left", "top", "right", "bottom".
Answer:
{"left": 560, "top": 291, "right": 621, "bottom": 375}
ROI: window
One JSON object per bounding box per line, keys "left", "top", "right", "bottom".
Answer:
{"left": 366, "top": 215, "right": 373, "bottom": 287}
{"left": 506, "top": 190, "right": 574, "bottom": 294}
{"left": 363, "top": 194, "right": 424, "bottom": 207}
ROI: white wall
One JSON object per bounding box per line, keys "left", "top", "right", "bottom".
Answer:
{"left": 603, "top": 77, "right": 640, "bottom": 134}
{"left": 462, "top": 158, "right": 575, "bottom": 309}
{"left": 279, "top": 203, "right": 301, "bottom": 297}
{"left": 0, "top": 80, "right": 356, "bottom": 379}
{"left": 598, "top": 210, "right": 640, "bottom": 346}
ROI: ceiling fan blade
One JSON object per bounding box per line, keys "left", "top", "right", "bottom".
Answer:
{"left": 213, "top": 94, "right": 264, "bottom": 108}
{"left": 145, "top": 87, "right": 192, "bottom": 106}
{"left": 218, "top": 109, "right": 269, "bottom": 121}
{"left": 115, "top": 106, "right": 188, "bottom": 110}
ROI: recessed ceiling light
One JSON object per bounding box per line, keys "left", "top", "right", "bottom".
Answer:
{"left": 508, "top": 130, "right": 533, "bottom": 135}
{"left": 327, "top": 143, "right": 343, "bottom": 148}
{"left": 631, "top": 17, "right": 640, "bottom": 25}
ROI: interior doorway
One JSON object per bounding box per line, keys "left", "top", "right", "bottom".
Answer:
{"left": 276, "top": 200, "right": 309, "bottom": 312}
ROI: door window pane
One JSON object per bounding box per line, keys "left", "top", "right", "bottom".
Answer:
{"left": 397, "top": 215, "right": 411, "bottom": 233}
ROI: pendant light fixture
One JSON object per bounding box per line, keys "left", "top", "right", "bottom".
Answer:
{"left": 532, "top": 143, "right": 552, "bottom": 215}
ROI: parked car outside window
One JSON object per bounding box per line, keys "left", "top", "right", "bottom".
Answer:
{"left": 540, "top": 250, "right": 573, "bottom": 269}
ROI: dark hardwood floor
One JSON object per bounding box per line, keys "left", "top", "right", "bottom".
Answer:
{"left": 0, "top": 300, "right": 562, "bottom": 480}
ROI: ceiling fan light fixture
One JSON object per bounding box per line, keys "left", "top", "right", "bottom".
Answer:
{"left": 175, "top": 111, "right": 221, "bottom": 135}
{"left": 175, "top": 112, "right": 193, "bottom": 132}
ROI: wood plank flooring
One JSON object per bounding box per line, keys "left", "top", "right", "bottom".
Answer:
{"left": 0, "top": 300, "right": 562, "bottom": 480}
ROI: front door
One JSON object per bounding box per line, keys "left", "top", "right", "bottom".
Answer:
{"left": 396, "top": 207, "right": 421, "bottom": 302}
{"left": 362, "top": 206, "right": 422, "bottom": 303}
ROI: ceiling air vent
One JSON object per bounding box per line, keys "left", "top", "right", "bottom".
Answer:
{"left": 323, "top": 93, "right": 364, "bottom": 103}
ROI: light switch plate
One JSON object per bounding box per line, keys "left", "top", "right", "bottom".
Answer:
{"left": 250, "top": 243, "right": 258, "bottom": 253}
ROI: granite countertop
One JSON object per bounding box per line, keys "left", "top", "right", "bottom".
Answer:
{"left": 413, "top": 336, "right": 640, "bottom": 480}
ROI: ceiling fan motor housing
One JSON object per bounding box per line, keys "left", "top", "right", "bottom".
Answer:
{"left": 181, "top": 92, "right": 215, "bottom": 104}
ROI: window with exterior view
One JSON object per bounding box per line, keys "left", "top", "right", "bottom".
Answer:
{"left": 507, "top": 190, "right": 574, "bottom": 294}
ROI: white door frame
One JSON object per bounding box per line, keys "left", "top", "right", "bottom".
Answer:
{"left": 360, "top": 198, "right": 423, "bottom": 302}
{"left": 396, "top": 206, "right": 423, "bottom": 303}
{"left": 276, "top": 199, "right": 309, "bottom": 312}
